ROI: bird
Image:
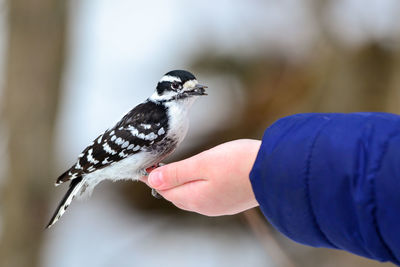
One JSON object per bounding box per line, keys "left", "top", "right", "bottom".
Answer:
{"left": 46, "top": 70, "right": 207, "bottom": 228}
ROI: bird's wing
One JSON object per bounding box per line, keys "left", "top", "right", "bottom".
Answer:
{"left": 55, "top": 101, "right": 169, "bottom": 185}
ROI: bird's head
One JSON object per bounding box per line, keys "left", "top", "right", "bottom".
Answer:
{"left": 150, "top": 70, "right": 207, "bottom": 103}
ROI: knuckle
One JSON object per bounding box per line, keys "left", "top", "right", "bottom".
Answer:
{"left": 164, "top": 162, "right": 184, "bottom": 187}
{"left": 172, "top": 164, "right": 180, "bottom": 186}
{"left": 159, "top": 165, "right": 175, "bottom": 186}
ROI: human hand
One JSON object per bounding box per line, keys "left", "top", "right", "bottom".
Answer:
{"left": 141, "top": 139, "right": 261, "bottom": 216}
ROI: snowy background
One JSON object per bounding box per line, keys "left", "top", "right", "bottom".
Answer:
{"left": 0, "top": 0, "right": 399, "bottom": 266}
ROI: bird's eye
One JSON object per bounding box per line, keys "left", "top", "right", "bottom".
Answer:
{"left": 171, "top": 82, "right": 180, "bottom": 90}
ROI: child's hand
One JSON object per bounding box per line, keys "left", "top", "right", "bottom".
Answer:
{"left": 141, "top": 139, "right": 261, "bottom": 216}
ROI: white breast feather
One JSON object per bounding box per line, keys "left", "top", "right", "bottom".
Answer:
{"left": 165, "top": 97, "right": 196, "bottom": 144}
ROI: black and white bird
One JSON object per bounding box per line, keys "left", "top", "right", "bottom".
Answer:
{"left": 46, "top": 70, "right": 207, "bottom": 228}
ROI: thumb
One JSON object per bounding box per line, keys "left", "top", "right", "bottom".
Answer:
{"left": 148, "top": 156, "right": 205, "bottom": 190}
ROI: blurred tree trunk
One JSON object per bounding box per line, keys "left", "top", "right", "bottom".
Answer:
{"left": 311, "top": 43, "right": 395, "bottom": 112}
{"left": 0, "top": 1, "right": 66, "bottom": 267}
{"left": 385, "top": 48, "right": 400, "bottom": 114}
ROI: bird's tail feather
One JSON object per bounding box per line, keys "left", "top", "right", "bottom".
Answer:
{"left": 46, "top": 177, "right": 85, "bottom": 229}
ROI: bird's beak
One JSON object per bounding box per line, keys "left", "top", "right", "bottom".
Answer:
{"left": 189, "top": 84, "right": 208, "bottom": 96}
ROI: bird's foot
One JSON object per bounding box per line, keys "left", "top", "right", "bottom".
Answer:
{"left": 146, "top": 163, "right": 165, "bottom": 199}
{"left": 140, "top": 169, "right": 150, "bottom": 177}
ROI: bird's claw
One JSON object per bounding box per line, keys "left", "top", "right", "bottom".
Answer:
{"left": 151, "top": 188, "right": 162, "bottom": 199}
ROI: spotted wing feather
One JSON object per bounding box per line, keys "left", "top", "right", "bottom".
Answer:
{"left": 56, "top": 101, "right": 168, "bottom": 185}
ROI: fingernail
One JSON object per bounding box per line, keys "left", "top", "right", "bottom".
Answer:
{"left": 149, "top": 171, "right": 163, "bottom": 188}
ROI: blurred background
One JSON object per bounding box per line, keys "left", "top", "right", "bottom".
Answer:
{"left": 0, "top": 0, "right": 399, "bottom": 266}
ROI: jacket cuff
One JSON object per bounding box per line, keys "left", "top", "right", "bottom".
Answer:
{"left": 250, "top": 114, "right": 336, "bottom": 248}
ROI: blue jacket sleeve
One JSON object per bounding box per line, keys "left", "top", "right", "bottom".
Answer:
{"left": 249, "top": 113, "right": 400, "bottom": 265}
